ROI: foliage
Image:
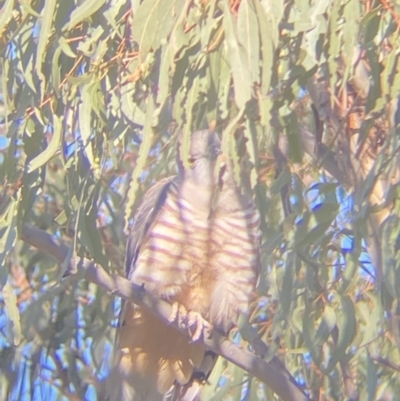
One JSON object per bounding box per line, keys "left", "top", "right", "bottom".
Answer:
{"left": 1, "top": 0, "right": 400, "bottom": 400}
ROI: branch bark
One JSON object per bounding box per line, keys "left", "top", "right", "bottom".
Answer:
{"left": 20, "top": 223, "right": 311, "bottom": 401}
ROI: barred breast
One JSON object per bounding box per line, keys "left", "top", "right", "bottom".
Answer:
{"left": 129, "top": 180, "right": 193, "bottom": 300}
{"left": 207, "top": 193, "right": 261, "bottom": 332}
{"left": 130, "top": 178, "right": 261, "bottom": 333}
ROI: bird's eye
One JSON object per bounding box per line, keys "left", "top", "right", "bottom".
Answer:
{"left": 188, "top": 157, "right": 195, "bottom": 168}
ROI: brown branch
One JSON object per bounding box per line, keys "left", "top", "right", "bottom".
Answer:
{"left": 20, "top": 224, "right": 312, "bottom": 401}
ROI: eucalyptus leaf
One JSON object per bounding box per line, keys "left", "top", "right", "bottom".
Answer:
{"left": 27, "top": 115, "right": 62, "bottom": 173}
{"left": 66, "top": 0, "right": 107, "bottom": 31}
{"left": 222, "top": 0, "right": 252, "bottom": 109}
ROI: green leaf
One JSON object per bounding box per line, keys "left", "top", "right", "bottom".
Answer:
{"left": 328, "top": 0, "right": 341, "bottom": 100}
{"left": 79, "top": 81, "right": 100, "bottom": 178}
{"left": 228, "top": 125, "right": 242, "bottom": 185}
{"left": 341, "top": 0, "right": 360, "bottom": 89}
{"left": 342, "top": 253, "right": 358, "bottom": 289}
{"left": 269, "top": 169, "right": 291, "bottom": 195}
{"left": 103, "top": 0, "right": 127, "bottom": 30}
{"left": 51, "top": 46, "right": 62, "bottom": 95}
{"left": 280, "top": 252, "right": 296, "bottom": 317}
{"left": 327, "top": 295, "right": 356, "bottom": 372}
{"left": 253, "top": 0, "right": 274, "bottom": 97}
{"left": 358, "top": 151, "right": 384, "bottom": 202}
{"left": 216, "top": 46, "right": 231, "bottom": 120}
{"left": 200, "top": 357, "right": 226, "bottom": 400}
{"left": 35, "top": 0, "right": 57, "bottom": 100}
{"left": 0, "top": 198, "right": 18, "bottom": 288}
{"left": 124, "top": 97, "right": 155, "bottom": 231}
{"left": 180, "top": 74, "right": 201, "bottom": 169}
{"left": 247, "top": 378, "right": 264, "bottom": 401}
{"left": 382, "top": 214, "right": 400, "bottom": 299}
{"left": 3, "top": 282, "right": 22, "bottom": 345}
{"left": 66, "top": 0, "right": 107, "bottom": 31}
{"left": 230, "top": 362, "right": 246, "bottom": 400}
{"left": 132, "top": 0, "right": 185, "bottom": 62}
{"left": 88, "top": 79, "right": 106, "bottom": 120}
{"left": 243, "top": 118, "right": 259, "bottom": 188}
{"left": 22, "top": 53, "right": 36, "bottom": 94}
{"left": 358, "top": 293, "right": 381, "bottom": 347}
{"left": 156, "top": 44, "right": 173, "bottom": 106}
{"left": 284, "top": 112, "right": 303, "bottom": 163}
{"left": 55, "top": 209, "right": 68, "bottom": 226}
{"left": 314, "top": 305, "right": 336, "bottom": 346}
{"left": 366, "top": 351, "right": 377, "bottom": 401}
{"left": 27, "top": 115, "right": 62, "bottom": 173}
{"left": 80, "top": 184, "right": 108, "bottom": 266}
{"left": 302, "top": 300, "right": 322, "bottom": 367}
{"left": 380, "top": 46, "right": 397, "bottom": 102}
{"left": 0, "top": 0, "right": 15, "bottom": 34}
{"left": 237, "top": 0, "right": 260, "bottom": 84}
{"left": 77, "top": 25, "right": 104, "bottom": 56}
{"left": 297, "top": 217, "right": 330, "bottom": 248}
{"left": 221, "top": 107, "right": 245, "bottom": 184}
{"left": 20, "top": 0, "right": 41, "bottom": 17}
{"left": 390, "top": 59, "right": 400, "bottom": 114}
{"left": 58, "top": 37, "right": 77, "bottom": 58}
{"left": 305, "top": 182, "right": 338, "bottom": 195}
{"left": 120, "top": 82, "right": 145, "bottom": 126}
{"left": 222, "top": 0, "right": 252, "bottom": 108}
{"left": 365, "top": 45, "right": 381, "bottom": 113}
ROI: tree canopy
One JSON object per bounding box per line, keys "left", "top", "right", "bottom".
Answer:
{"left": 1, "top": 0, "right": 400, "bottom": 400}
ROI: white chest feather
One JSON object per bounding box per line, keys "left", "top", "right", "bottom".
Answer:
{"left": 130, "top": 181, "right": 260, "bottom": 328}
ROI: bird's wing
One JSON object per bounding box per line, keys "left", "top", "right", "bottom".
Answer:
{"left": 117, "top": 175, "right": 177, "bottom": 338}
{"left": 125, "top": 175, "right": 177, "bottom": 277}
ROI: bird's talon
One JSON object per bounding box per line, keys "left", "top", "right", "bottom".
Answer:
{"left": 168, "top": 302, "right": 189, "bottom": 329}
{"left": 168, "top": 303, "right": 212, "bottom": 341}
{"left": 185, "top": 311, "right": 212, "bottom": 342}
{"left": 168, "top": 302, "right": 179, "bottom": 324}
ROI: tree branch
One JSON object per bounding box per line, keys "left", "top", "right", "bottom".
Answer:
{"left": 20, "top": 224, "right": 311, "bottom": 401}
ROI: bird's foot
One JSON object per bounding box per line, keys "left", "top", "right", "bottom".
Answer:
{"left": 186, "top": 310, "right": 213, "bottom": 342}
{"left": 168, "top": 302, "right": 212, "bottom": 342}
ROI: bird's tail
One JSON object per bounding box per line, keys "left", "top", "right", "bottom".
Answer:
{"left": 106, "top": 303, "right": 204, "bottom": 401}
{"left": 105, "top": 349, "right": 164, "bottom": 401}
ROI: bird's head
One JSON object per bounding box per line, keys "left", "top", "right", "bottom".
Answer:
{"left": 177, "top": 130, "right": 222, "bottom": 187}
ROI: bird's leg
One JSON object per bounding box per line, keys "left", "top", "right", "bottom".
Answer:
{"left": 168, "top": 302, "right": 188, "bottom": 327}
{"left": 168, "top": 302, "right": 212, "bottom": 342}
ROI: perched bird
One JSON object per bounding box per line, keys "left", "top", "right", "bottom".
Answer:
{"left": 106, "top": 130, "right": 261, "bottom": 401}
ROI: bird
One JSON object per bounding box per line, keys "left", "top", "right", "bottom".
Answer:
{"left": 106, "top": 130, "right": 261, "bottom": 401}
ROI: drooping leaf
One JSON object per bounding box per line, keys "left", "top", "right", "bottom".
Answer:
{"left": 327, "top": 295, "right": 356, "bottom": 373}
{"left": 66, "top": 0, "right": 107, "bottom": 31}
{"left": 79, "top": 80, "right": 100, "bottom": 178}
{"left": 0, "top": 198, "right": 18, "bottom": 288}
{"left": 0, "top": 0, "right": 15, "bottom": 34}
{"left": 222, "top": 0, "right": 252, "bottom": 109}
{"left": 2, "top": 282, "right": 22, "bottom": 345}
{"left": 27, "top": 114, "right": 62, "bottom": 173}
{"left": 237, "top": 0, "right": 260, "bottom": 85}
{"left": 35, "top": 0, "right": 57, "bottom": 99}
{"left": 124, "top": 97, "right": 155, "bottom": 231}
{"left": 132, "top": 0, "right": 185, "bottom": 62}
